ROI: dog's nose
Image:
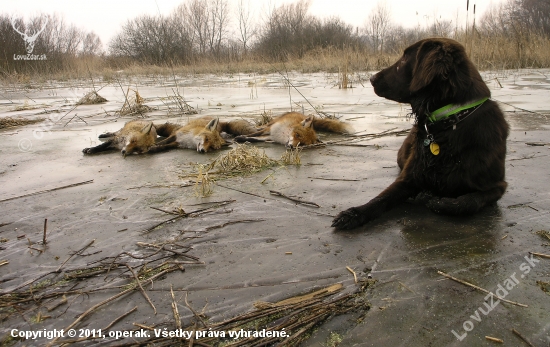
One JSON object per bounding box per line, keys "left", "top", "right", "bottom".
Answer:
{"left": 121, "top": 149, "right": 126, "bottom": 156}
{"left": 370, "top": 73, "right": 379, "bottom": 85}
{"left": 199, "top": 148, "right": 205, "bottom": 153}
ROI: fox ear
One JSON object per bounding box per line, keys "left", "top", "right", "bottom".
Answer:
{"left": 410, "top": 40, "right": 454, "bottom": 92}
{"left": 301, "top": 116, "right": 314, "bottom": 129}
{"left": 206, "top": 118, "right": 219, "bottom": 132}
{"left": 141, "top": 122, "right": 154, "bottom": 135}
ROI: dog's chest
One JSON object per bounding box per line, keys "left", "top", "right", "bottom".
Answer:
{"left": 412, "top": 132, "right": 462, "bottom": 188}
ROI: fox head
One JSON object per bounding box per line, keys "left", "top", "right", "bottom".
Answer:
{"left": 288, "top": 116, "right": 321, "bottom": 148}
{"left": 194, "top": 118, "right": 228, "bottom": 153}
{"left": 121, "top": 122, "right": 156, "bottom": 157}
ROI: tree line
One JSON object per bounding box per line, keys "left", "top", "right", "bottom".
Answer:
{"left": 1, "top": 0, "right": 550, "bottom": 76}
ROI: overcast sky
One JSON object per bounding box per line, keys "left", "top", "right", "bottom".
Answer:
{"left": 4, "top": 0, "right": 504, "bottom": 47}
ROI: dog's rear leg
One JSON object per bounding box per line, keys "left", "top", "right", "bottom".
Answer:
{"left": 332, "top": 179, "right": 419, "bottom": 230}
{"left": 426, "top": 182, "right": 507, "bottom": 215}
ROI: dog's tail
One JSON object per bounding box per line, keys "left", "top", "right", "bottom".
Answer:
{"left": 312, "top": 118, "right": 354, "bottom": 134}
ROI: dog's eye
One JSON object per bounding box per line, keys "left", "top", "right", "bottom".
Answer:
{"left": 397, "top": 57, "right": 406, "bottom": 72}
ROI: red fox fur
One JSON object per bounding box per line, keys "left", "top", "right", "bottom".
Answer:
{"left": 150, "top": 117, "right": 258, "bottom": 153}
{"left": 82, "top": 120, "right": 156, "bottom": 157}
{"left": 234, "top": 112, "right": 353, "bottom": 147}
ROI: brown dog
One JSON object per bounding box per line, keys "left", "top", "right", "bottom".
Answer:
{"left": 332, "top": 38, "right": 509, "bottom": 230}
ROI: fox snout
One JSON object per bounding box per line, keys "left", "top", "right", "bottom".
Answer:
{"left": 196, "top": 142, "right": 206, "bottom": 153}
{"left": 286, "top": 140, "right": 299, "bottom": 149}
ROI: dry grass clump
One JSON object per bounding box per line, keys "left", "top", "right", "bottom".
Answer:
{"left": 161, "top": 93, "right": 197, "bottom": 116}
{"left": 0, "top": 117, "right": 44, "bottom": 129}
{"left": 208, "top": 143, "right": 278, "bottom": 177}
{"left": 194, "top": 164, "right": 214, "bottom": 198}
{"left": 76, "top": 91, "right": 107, "bottom": 105}
{"left": 255, "top": 110, "right": 273, "bottom": 126}
{"left": 183, "top": 143, "right": 301, "bottom": 197}
{"left": 536, "top": 230, "right": 550, "bottom": 241}
{"left": 10, "top": 101, "right": 44, "bottom": 112}
{"left": 279, "top": 146, "right": 302, "bottom": 165}
{"left": 116, "top": 88, "right": 153, "bottom": 117}
{"left": 537, "top": 280, "right": 550, "bottom": 295}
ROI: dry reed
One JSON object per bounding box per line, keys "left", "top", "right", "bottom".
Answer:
{"left": 116, "top": 88, "right": 153, "bottom": 117}
{"left": 0, "top": 117, "right": 44, "bottom": 129}
{"left": 76, "top": 91, "right": 107, "bottom": 105}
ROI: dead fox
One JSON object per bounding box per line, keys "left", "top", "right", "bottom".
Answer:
{"left": 82, "top": 120, "right": 156, "bottom": 157}
{"left": 150, "top": 117, "right": 258, "bottom": 153}
{"left": 234, "top": 112, "right": 354, "bottom": 147}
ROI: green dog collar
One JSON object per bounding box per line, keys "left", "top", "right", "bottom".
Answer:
{"left": 427, "top": 97, "right": 489, "bottom": 122}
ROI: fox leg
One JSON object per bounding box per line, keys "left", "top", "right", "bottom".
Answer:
{"left": 234, "top": 128, "right": 271, "bottom": 143}
{"left": 234, "top": 135, "right": 271, "bottom": 143}
{"left": 332, "top": 179, "right": 419, "bottom": 230}
{"left": 147, "top": 141, "right": 180, "bottom": 153}
{"left": 425, "top": 182, "right": 507, "bottom": 215}
{"left": 154, "top": 135, "right": 177, "bottom": 146}
{"left": 83, "top": 140, "right": 114, "bottom": 154}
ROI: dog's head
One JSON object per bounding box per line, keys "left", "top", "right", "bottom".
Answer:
{"left": 370, "top": 38, "right": 489, "bottom": 107}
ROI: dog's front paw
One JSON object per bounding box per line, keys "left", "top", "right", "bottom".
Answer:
{"left": 415, "top": 191, "right": 435, "bottom": 204}
{"left": 82, "top": 148, "right": 93, "bottom": 154}
{"left": 426, "top": 197, "right": 457, "bottom": 214}
{"left": 332, "top": 207, "right": 367, "bottom": 230}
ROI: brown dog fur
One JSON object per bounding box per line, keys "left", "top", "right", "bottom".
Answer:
{"left": 332, "top": 38, "right": 509, "bottom": 230}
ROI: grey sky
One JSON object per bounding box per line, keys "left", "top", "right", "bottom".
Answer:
{"left": 3, "top": 0, "right": 504, "bottom": 48}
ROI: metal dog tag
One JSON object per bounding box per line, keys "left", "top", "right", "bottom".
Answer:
{"left": 424, "top": 133, "right": 434, "bottom": 147}
{"left": 430, "top": 142, "right": 440, "bottom": 155}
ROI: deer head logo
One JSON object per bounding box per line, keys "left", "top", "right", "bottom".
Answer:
{"left": 11, "top": 17, "right": 48, "bottom": 54}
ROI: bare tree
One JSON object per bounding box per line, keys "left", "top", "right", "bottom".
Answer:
{"left": 207, "top": 0, "right": 230, "bottom": 56}
{"left": 364, "top": 1, "right": 392, "bottom": 53}
{"left": 81, "top": 32, "right": 102, "bottom": 56}
{"left": 185, "top": 0, "right": 209, "bottom": 54}
{"left": 257, "top": 0, "right": 313, "bottom": 59}
{"left": 182, "top": 0, "right": 230, "bottom": 57}
{"left": 236, "top": 0, "right": 256, "bottom": 54}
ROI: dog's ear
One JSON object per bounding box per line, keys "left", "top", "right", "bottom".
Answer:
{"left": 410, "top": 40, "right": 464, "bottom": 93}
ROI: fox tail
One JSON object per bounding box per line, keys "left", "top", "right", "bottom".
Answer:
{"left": 312, "top": 118, "right": 354, "bottom": 134}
